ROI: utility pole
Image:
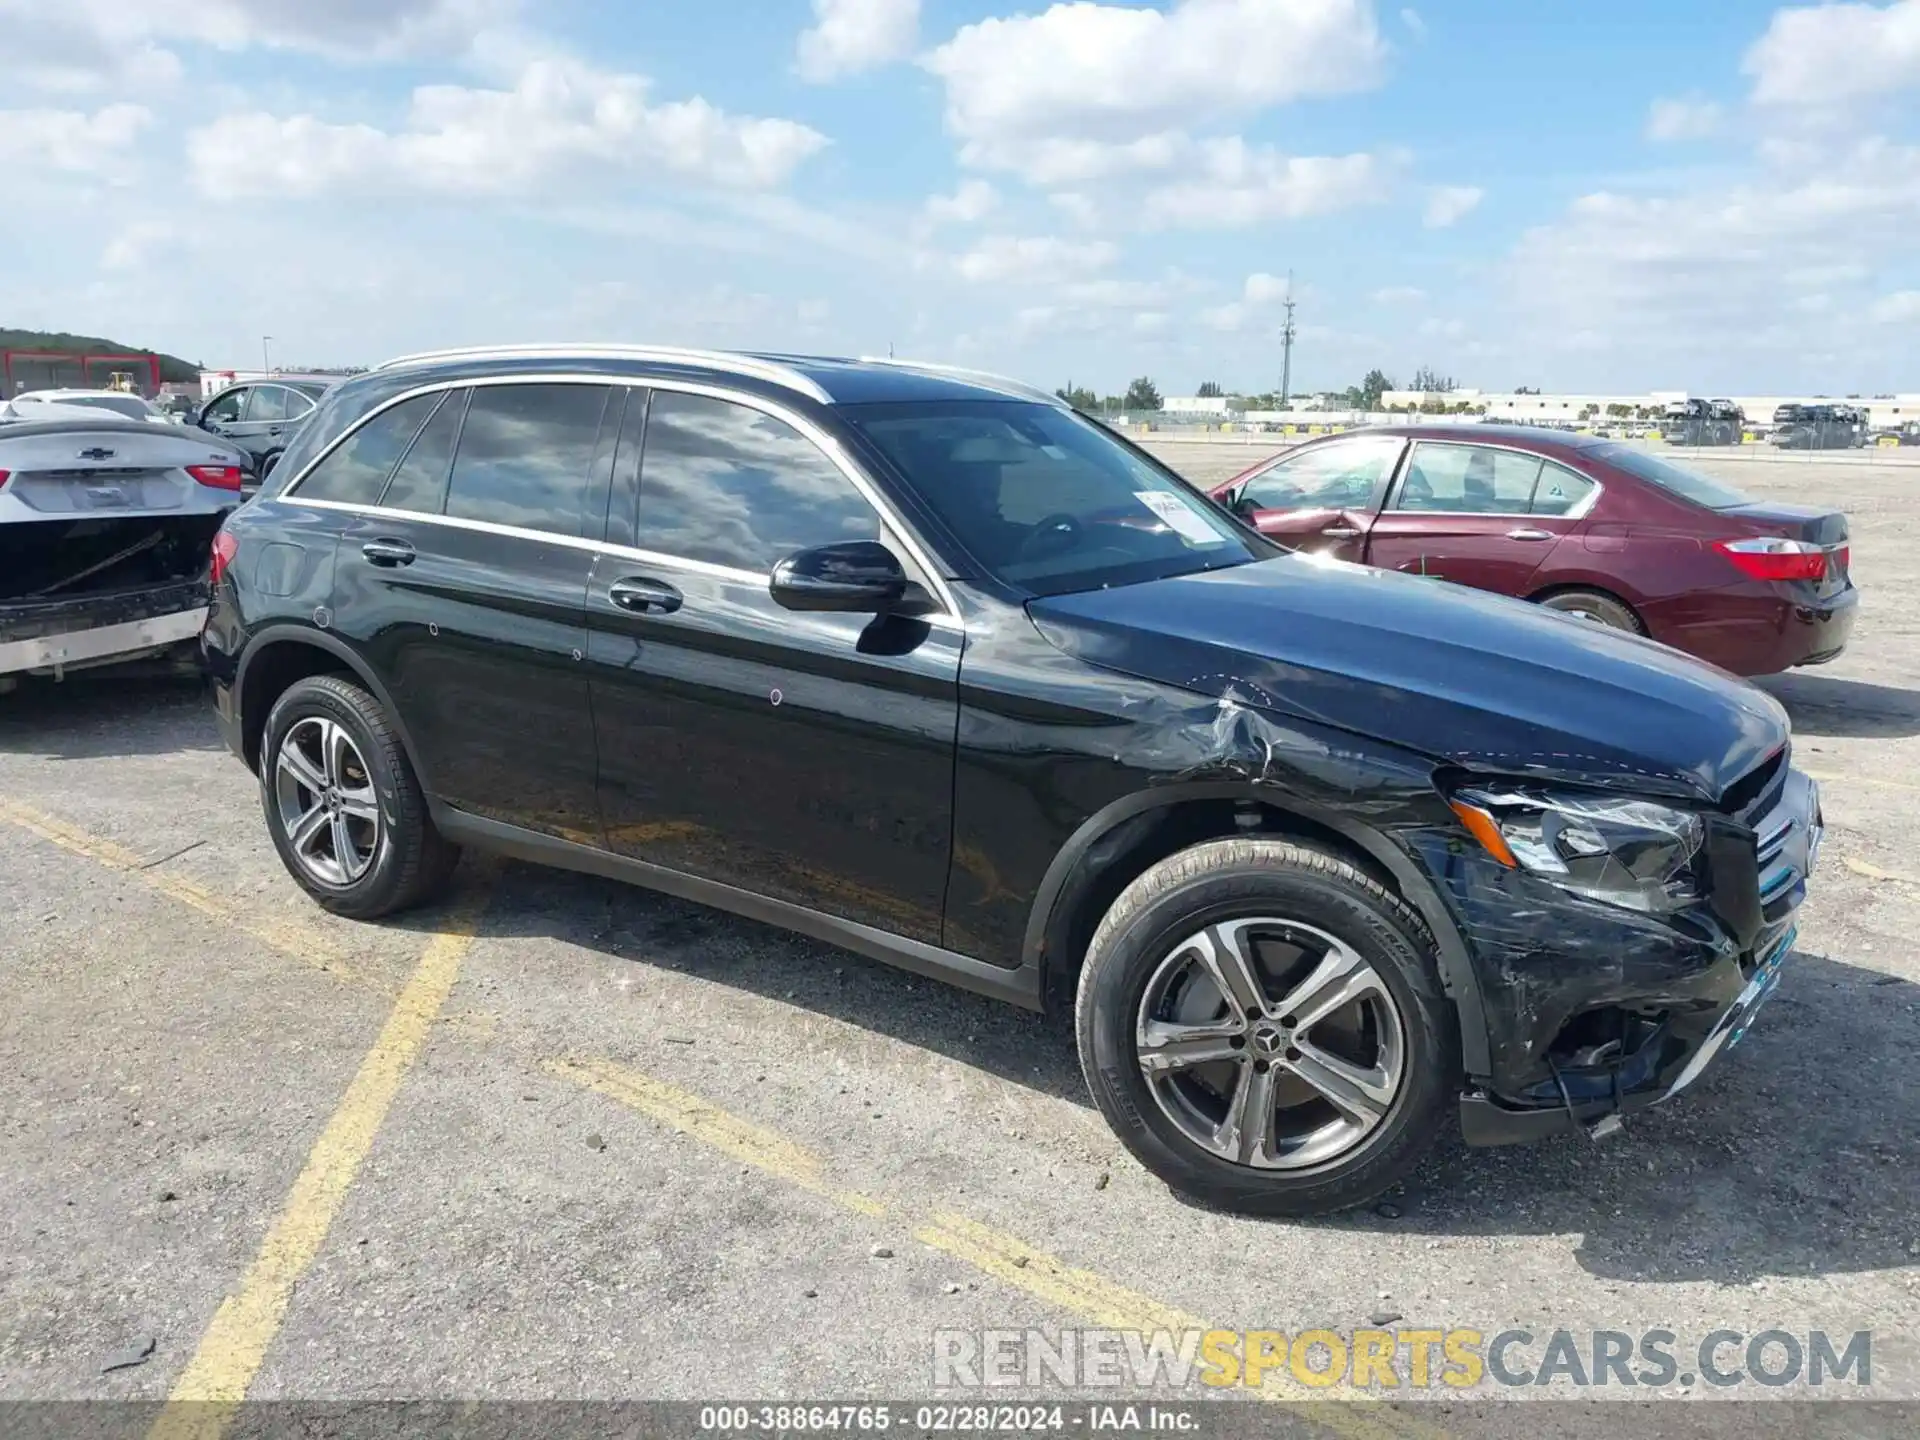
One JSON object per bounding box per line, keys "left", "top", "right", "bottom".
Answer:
{"left": 262, "top": 336, "right": 274, "bottom": 376}
{"left": 1278, "top": 272, "right": 1296, "bottom": 410}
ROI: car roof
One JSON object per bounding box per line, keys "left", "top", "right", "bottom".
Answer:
{"left": 1306, "top": 422, "right": 1611, "bottom": 452}
{"left": 14, "top": 388, "right": 151, "bottom": 402}
{"left": 366, "top": 345, "right": 1066, "bottom": 409}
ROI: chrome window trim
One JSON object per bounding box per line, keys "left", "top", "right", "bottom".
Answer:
{"left": 1382, "top": 440, "right": 1605, "bottom": 521}
{"left": 370, "top": 345, "right": 833, "bottom": 405}
{"left": 277, "top": 371, "right": 962, "bottom": 623}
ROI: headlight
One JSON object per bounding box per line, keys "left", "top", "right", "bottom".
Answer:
{"left": 1448, "top": 786, "right": 1705, "bottom": 913}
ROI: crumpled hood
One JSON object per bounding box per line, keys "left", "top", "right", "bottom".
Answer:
{"left": 1027, "top": 554, "right": 1789, "bottom": 803}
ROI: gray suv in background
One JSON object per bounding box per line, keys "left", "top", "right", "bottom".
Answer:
{"left": 196, "top": 380, "right": 330, "bottom": 476}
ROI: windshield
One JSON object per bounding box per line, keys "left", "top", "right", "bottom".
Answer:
{"left": 846, "top": 400, "right": 1269, "bottom": 595}
{"left": 1591, "top": 443, "right": 1754, "bottom": 509}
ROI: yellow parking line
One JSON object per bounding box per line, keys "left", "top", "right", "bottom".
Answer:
{"left": 148, "top": 891, "right": 490, "bottom": 1440}
{"left": 548, "top": 1056, "right": 1443, "bottom": 1440}
{"left": 11, "top": 800, "right": 1431, "bottom": 1434}
{"left": 0, "top": 797, "right": 385, "bottom": 996}
{"left": 543, "top": 1055, "right": 886, "bottom": 1217}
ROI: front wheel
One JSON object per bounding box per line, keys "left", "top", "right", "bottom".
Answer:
{"left": 1076, "top": 838, "right": 1457, "bottom": 1216}
{"left": 259, "top": 674, "right": 459, "bottom": 919}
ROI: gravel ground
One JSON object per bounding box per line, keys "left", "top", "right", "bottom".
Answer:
{"left": 0, "top": 448, "right": 1914, "bottom": 1424}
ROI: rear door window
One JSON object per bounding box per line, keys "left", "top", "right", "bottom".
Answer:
{"left": 443, "top": 383, "right": 611, "bottom": 538}
{"left": 1528, "top": 462, "right": 1597, "bottom": 517}
{"left": 1394, "top": 444, "right": 1542, "bottom": 513}
{"left": 294, "top": 395, "right": 439, "bottom": 505}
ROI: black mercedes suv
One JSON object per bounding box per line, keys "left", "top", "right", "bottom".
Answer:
{"left": 202, "top": 347, "right": 1821, "bottom": 1215}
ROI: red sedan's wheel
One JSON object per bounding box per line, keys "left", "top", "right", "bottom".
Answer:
{"left": 1537, "top": 588, "right": 1645, "bottom": 635}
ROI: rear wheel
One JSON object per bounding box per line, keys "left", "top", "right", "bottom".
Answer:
{"left": 1076, "top": 838, "right": 1456, "bottom": 1216}
{"left": 1536, "top": 587, "right": 1643, "bottom": 634}
{"left": 260, "top": 675, "right": 458, "bottom": 919}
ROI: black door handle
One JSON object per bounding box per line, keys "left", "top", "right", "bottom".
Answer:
{"left": 361, "top": 538, "right": 416, "bottom": 567}
{"left": 608, "top": 576, "right": 683, "bottom": 615}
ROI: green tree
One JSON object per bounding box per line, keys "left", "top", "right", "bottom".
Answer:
{"left": 1055, "top": 383, "right": 1100, "bottom": 412}
{"left": 1196, "top": 380, "right": 1224, "bottom": 398}
{"left": 1123, "top": 376, "right": 1163, "bottom": 411}
{"left": 1410, "top": 365, "right": 1456, "bottom": 394}
{"left": 1357, "top": 369, "right": 1393, "bottom": 411}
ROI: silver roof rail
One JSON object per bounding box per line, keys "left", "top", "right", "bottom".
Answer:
{"left": 371, "top": 344, "right": 833, "bottom": 404}
{"left": 856, "top": 356, "right": 1068, "bottom": 407}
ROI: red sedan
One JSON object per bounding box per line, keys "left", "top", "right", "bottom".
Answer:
{"left": 1209, "top": 424, "right": 1856, "bottom": 676}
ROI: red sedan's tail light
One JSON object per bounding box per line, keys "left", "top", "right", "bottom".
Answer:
{"left": 210, "top": 530, "right": 238, "bottom": 585}
{"left": 0, "top": 469, "right": 9, "bottom": 489}
{"left": 1714, "top": 536, "right": 1827, "bottom": 582}
{"left": 187, "top": 463, "right": 246, "bottom": 491}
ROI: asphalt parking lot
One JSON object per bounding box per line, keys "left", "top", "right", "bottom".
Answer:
{"left": 2, "top": 447, "right": 1917, "bottom": 1424}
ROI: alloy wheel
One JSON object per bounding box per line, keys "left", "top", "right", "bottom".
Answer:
{"left": 1135, "top": 918, "right": 1407, "bottom": 1170}
{"left": 274, "top": 716, "right": 381, "bottom": 886}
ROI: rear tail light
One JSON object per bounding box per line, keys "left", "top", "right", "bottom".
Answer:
{"left": 187, "top": 463, "right": 245, "bottom": 491}
{"left": 210, "top": 531, "right": 238, "bottom": 585}
{"left": 1714, "top": 536, "right": 1827, "bottom": 582}
{"left": 0, "top": 469, "right": 9, "bottom": 489}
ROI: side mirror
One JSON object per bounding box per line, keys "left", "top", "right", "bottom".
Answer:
{"left": 770, "top": 540, "right": 909, "bottom": 614}
{"left": 1226, "top": 487, "right": 1258, "bottom": 517}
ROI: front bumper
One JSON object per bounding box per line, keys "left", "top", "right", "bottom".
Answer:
{"left": 1429, "top": 767, "right": 1822, "bottom": 1144}
{"left": 0, "top": 582, "right": 209, "bottom": 678}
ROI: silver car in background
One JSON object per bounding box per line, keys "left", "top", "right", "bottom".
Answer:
{"left": 0, "top": 418, "right": 250, "bottom": 684}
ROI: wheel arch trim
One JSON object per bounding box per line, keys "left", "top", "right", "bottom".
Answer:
{"left": 235, "top": 624, "right": 434, "bottom": 792}
{"left": 1022, "top": 782, "right": 1491, "bottom": 1075}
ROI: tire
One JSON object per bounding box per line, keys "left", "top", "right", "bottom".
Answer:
{"left": 1536, "top": 587, "right": 1644, "bottom": 634}
{"left": 259, "top": 674, "right": 459, "bottom": 919}
{"left": 1075, "top": 837, "right": 1458, "bottom": 1216}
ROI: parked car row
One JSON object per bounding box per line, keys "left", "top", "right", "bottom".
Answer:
{"left": 194, "top": 345, "right": 1824, "bottom": 1217}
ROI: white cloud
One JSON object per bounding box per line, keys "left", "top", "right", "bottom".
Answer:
{"left": 1370, "top": 285, "right": 1425, "bottom": 304}
{"left": 922, "top": 178, "right": 998, "bottom": 225}
{"left": 923, "top": 0, "right": 1384, "bottom": 181}
{"left": 1400, "top": 7, "right": 1426, "bottom": 35}
{"left": 1422, "top": 183, "right": 1483, "bottom": 227}
{"left": 1243, "top": 272, "right": 1293, "bottom": 304}
{"left": 101, "top": 220, "right": 179, "bottom": 272}
{"left": 0, "top": 104, "right": 152, "bottom": 172}
{"left": 1873, "top": 289, "right": 1920, "bottom": 323}
{"left": 1200, "top": 302, "right": 1250, "bottom": 332}
{"left": 1745, "top": 0, "right": 1920, "bottom": 109}
{"left": 796, "top": 0, "right": 921, "bottom": 82}
{"left": 954, "top": 234, "right": 1118, "bottom": 283}
{"left": 188, "top": 58, "right": 827, "bottom": 199}
{"left": 1146, "top": 141, "right": 1390, "bottom": 227}
{"left": 1646, "top": 97, "right": 1724, "bottom": 141}
{"left": 0, "top": 0, "right": 515, "bottom": 94}
{"left": 1503, "top": 133, "right": 1920, "bottom": 380}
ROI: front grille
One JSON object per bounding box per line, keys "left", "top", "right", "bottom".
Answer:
{"left": 1720, "top": 745, "right": 1788, "bottom": 820}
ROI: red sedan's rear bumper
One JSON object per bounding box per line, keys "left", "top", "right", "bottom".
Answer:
{"left": 1644, "top": 584, "right": 1858, "bottom": 677}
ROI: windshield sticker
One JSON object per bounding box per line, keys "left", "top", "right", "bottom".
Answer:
{"left": 1134, "top": 490, "right": 1220, "bottom": 545}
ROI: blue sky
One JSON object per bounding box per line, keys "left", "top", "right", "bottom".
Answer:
{"left": 2, "top": 0, "right": 1916, "bottom": 395}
